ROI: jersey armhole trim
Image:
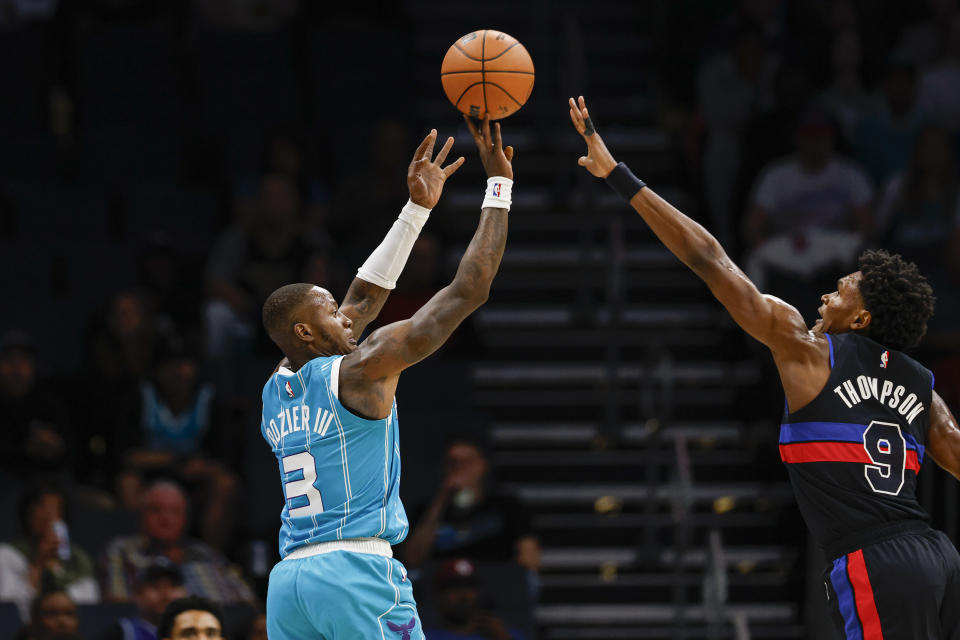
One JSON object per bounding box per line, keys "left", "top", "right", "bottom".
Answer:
{"left": 331, "top": 356, "right": 342, "bottom": 400}
{"left": 826, "top": 333, "right": 835, "bottom": 369}
{"left": 931, "top": 371, "right": 936, "bottom": 389}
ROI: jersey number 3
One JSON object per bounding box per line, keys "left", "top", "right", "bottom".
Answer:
{"left": 862, "top": 420, "right": 906, "bottom": 496}
{"left": 282, "top": 451, "right": 324, "bottom": 517}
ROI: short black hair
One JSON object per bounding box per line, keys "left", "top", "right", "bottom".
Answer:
{"left": 262, "top": 283, "right": 316, "bottom": 343}
{"left": 158, "top": 596, "right": 223, "bottom": 639}
{"left": 857, "top": 249, "right": 935, "bottom": 351}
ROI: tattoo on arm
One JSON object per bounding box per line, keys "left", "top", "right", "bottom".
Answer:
{"left": 341, "top": 278, "right": 391, "bottom": 336}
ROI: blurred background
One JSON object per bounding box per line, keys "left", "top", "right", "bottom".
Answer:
{"left": 1, "top": 0, "right": 959, "bottom": 639}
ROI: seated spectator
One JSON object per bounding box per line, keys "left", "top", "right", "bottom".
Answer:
{"left": 88, "top": 291, "right": 161, "bottom": 387}
{"left": 424, "top": 559, "right": 527, "bottom": 640}
{"left": 135, "top": 233, "right": 203, "bottom": 338}
{"left": 204, "top": 173, "right": 323, "bottom": 361}
{"left": 402, "top": 439, "right": 540, "bottom": 578}
{"left": 15, "top": 590, "right": 81, "bottom": 640}
{"left": 0, "top": 487, "right": 99, "bottom": 621}
{"left": 96, "top": 563, "right": 188, "bottom": 640}
{"left": 101, "top": 480, "right": 255, "bottom": 607}
{"left": 918, "top": 16, "right": 960, "bottom": 132}
{"left": 819, "top": 29, "right": 871, "bottom": 142}
{"left": 853, "top": 56, "right": 925, "bottom": 184}
{"left": 875, "top": 124, "right": 960, "bottom": 331}
{"left": 0, "top": 332, "right": 74, "bottom": 483}
{"left": 113, "top": 334, "right": 239, "bottom": 549}
{"left": 157, "top": 596, "right": 223, "bottom": 640}
{"left": 875, "top": 125, "right": 960, "bottom": 274}
{"left": 744, "top": 108, "right": 873, "bottom": 318}
{"left": 696, "top": 21, "right": 778, "bottom": 244}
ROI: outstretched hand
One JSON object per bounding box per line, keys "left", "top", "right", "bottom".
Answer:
{"left": 568, "top": 96, "right": 617, "bottom": 178}
{"left": 408, "top": 129, "right": 465, "bottom": 209}
{"left": 464, "top": 115, "right": 514, "bottom": 180}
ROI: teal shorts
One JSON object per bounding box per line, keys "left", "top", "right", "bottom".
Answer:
{"left": 266, "top": 550, "right": 423, "bottom": 640}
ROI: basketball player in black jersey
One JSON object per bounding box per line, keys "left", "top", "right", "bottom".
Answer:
{"left": 569, "top": 96, "right": 960, "bottom": 639}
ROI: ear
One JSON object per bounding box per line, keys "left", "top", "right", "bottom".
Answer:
{"left": 293, "top": 322, "right": 314, "bottom": 342}
{"left": 851, "top": 309, "right": 871, "bottom": 331}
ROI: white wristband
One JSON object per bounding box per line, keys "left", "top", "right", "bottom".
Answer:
{"left": 482, "top": 177, "right": 513, "bottom": 211}
{"left": 356, "top": 199, "right": 432, "bottom": 290}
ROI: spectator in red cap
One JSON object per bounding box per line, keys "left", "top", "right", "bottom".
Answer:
{"left": 425, "top": 558, "right": 527, "bottom": 640}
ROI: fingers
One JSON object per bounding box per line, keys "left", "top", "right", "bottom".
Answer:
{"left": 493, "top": 122, "right": 503, "bottom": 151}
{"left": 577, "top": 96, "right": 596, "bottom": 136}
{"left": 568, "top": 97, "right": 584, "bottom": 130}
{"left": 569, "top": 106, "right": 584, "bottom": 134}
{"left": 412, "top": 129, "right": 436, "bottom": 163}
{"left": 422, "top": 128, "right": 437, "bottom": 160}
{"left": 434, "top": 136, "right": 454, "bottom": 165}
{"left": 442, "top": 156, "right": 466, "bottom": 178}
{"left": 578, "top": 156, "right": 588, "bottom": 166}
{"left": 504, "top": 145, "right": 514, "bottom": 162}
{"left": 463, "top": 114, "right": 482, "bottom": 143}
{"left": 481, "top": 114, "right": 491, "bottom": 146}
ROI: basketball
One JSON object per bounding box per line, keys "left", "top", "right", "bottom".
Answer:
{"left": 441, "top": 30, "right": 534, "bottom": 120}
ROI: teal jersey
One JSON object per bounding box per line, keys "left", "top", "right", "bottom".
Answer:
{"left": 260, "top": 355, "right": 409, "bottom": 557}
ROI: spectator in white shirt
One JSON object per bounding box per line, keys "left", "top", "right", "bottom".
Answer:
{"left": 744, "top": 108, "right": 873, "bottom": 317}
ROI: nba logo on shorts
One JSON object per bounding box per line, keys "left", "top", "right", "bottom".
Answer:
{"left": 492, "top": 183, "right": 501, "bottom": 197}
{"left": 285, "top": 381, "right": 295, "bottom": 397}
{"left": 880, "top": 350, "right": 889, "bottom": 369}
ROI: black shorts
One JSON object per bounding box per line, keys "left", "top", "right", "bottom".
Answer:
{"left": 823, "top": 529, "right": 960, "bottom": 639}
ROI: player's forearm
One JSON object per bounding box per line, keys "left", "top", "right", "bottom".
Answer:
{"left": 626, "top": 186, "right": 727, "bottom": 281}
{"left": 448, "top": 207, "right": 509, "bottom": 305}
{"left": 340, "top": 278, "right": 390, "bottom": 336}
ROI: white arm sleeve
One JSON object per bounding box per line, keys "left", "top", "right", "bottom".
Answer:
{"left": 356, "top": 199, "right": 431, "bottom": 290}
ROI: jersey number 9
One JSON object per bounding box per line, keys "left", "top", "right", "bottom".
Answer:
{"left": 862, "top": 421, "right": 907, "bottom": 496}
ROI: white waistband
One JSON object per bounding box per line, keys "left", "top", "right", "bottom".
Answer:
{"left": 283, "top": 537, "right": 393, "bottom": 560}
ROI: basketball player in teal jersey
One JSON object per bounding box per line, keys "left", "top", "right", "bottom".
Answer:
{"left": 259, "top": 115, "right": 513, "bottom": 640}
{"left": 569, "top": 96, "right": 960, "bottom": 639}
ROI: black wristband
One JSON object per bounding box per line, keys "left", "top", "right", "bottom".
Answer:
{"left": 605, "top": 162, "right": 646, "bottom": 201}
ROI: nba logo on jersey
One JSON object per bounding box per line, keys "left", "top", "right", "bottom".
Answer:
{"left": 881, "top": 350, "right": 890, "bottom": 369}
{"left": 492, "top": 182, "right": 501, "bottom": 197}
{"left": 284, "top": 380, "right": 295, "bottom": 397}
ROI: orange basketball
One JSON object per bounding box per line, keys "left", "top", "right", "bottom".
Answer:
{"left": 441, "top": 30, "right": 534, "bottom": 120}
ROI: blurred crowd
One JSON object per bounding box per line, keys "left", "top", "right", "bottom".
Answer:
{"left": 687, "top": 0, "right": 960, "bottom": 327}
{"left": 1, "top": 0, "right": 960, "bottom": 638}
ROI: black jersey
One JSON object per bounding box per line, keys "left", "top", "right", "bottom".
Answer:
{"left": 779, "top": 332, "right": 935, "bottom": 558}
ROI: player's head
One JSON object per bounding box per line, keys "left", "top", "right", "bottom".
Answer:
{"left": 817, "top": 250, "right": 935, "bottom": 350}
{"left": 158, "top": 596, "right": 223, "bottom": 640}
{"left": 262, "top": 283, "right": 356, "bottom": 360}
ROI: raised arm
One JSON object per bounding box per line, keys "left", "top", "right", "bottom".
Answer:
{"left": 340, "top": 130, "right": 466, "bottom": 336}
{"left": 927, "top": 391, "right": 960, "bottom": 481}
{"left": 568, "top": 96, "right": 810, "bottom": 356}
{"left": 339, "top": 116, "right": 514, "bottom": 419}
